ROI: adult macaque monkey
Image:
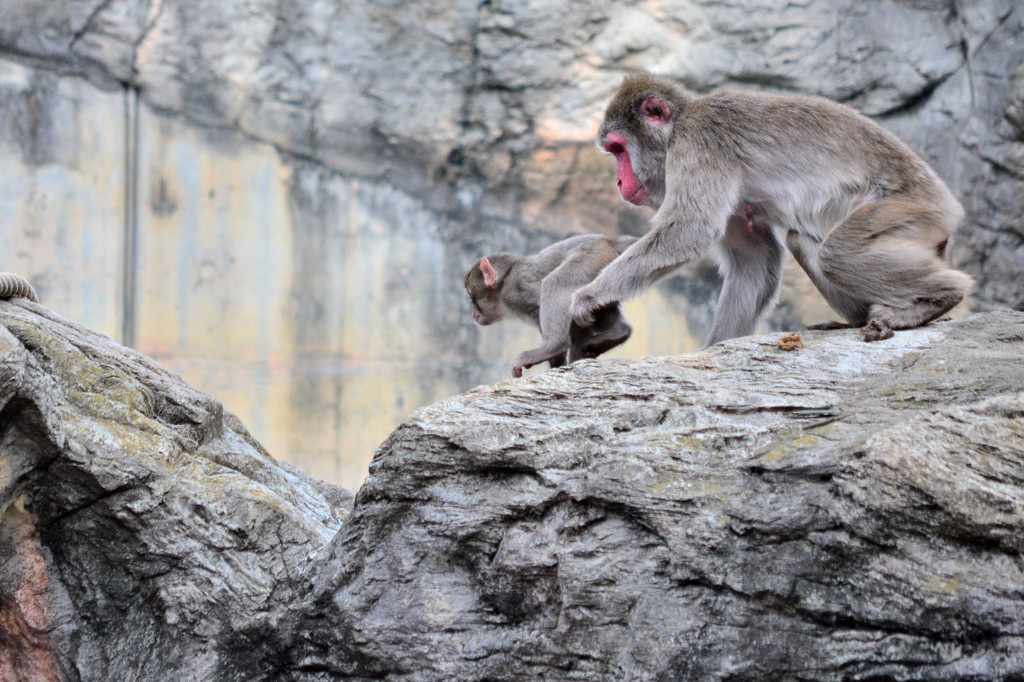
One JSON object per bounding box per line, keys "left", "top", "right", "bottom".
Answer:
{"left": 466, "top": 234, "right": 637, "bottom": 378}
{"left": 571, "top": 72, "right": 972, "bottom": 344}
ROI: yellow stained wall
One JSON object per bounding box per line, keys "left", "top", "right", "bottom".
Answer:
{"left": 0, "top": 60, "right": 126, "bottom": 338}
{"left": 131, "top": 111, "right": 472, "bottom": 490}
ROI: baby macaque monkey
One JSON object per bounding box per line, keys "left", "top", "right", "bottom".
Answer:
{"left": 466, "top": 234, "right": 637, "bottom": 378}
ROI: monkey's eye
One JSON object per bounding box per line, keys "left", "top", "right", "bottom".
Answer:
{"left": 604, "top": 141, "right": 625, "bottom": 155}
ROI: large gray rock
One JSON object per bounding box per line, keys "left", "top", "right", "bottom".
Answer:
{"left": 3, "top": 297, "right": 1024, "bottom": 680}
{"left": 0, "top": 299, "right": 350, "bottom": 680}
{"left": 271, "top": 309, "right": 1024, "bottom": 680}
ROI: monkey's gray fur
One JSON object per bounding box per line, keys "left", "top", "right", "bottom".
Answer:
{"left": 0, "top": 273, "right": 38, "bottom": 302}
{"left": 466, "top": 234, "right": 637, "bottom": 378}
{"left": 572, "top": 71, "right": 972, "bottom": 344}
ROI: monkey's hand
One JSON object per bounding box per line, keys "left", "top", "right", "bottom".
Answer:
{"left": 570, "top": 288, "right": 604, "bottom": 328}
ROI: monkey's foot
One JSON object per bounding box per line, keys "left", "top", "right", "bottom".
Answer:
{"left": 862, "top": 319, "right": 895, "bottom": 342}
{"left": 580, "top": 330, "right": 631, "bottom": 359}
{"left": 806, "top": 320, "right": 857, "bottom": 331}
{"left": 513, "top": 348, "right": 568, "bottom": 377}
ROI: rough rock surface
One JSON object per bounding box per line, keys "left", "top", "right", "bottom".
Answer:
{"left": 270, "top": 309, "right": 1024, "bottom": 681}
{"left": 3, "top": 292, "right": 1024, "bottom": 680}
{"left": 0, "top": 299, "right": 350, "bottom": 681}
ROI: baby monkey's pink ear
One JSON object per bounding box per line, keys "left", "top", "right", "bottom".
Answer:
{"left": 480, "top": 257, "right": 499, "bottom": 288}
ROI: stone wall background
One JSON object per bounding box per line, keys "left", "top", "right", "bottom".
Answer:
{"left": 0, "top": 0, "right": 1020, "bottom": 490}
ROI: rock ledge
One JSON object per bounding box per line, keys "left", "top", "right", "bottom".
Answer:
{"left": 2, "top": 303, "right": 1023, "bottom": 681}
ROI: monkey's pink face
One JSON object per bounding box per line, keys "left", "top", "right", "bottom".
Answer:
{"left": 603, "top": 132, "right": 648, "bottom": 206}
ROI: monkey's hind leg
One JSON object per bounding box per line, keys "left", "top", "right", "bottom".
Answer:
{"left": 805, "top": 320, "right": 859, "bottom": 331}
{"left": 512, "top": 343, "right": 570, "bottom": 378}
{"left": 861, "top": 266, "right": 971, "bottom": 341}
{"left": 785, "top": 230, "right": 870, "bottom": 331}
{"left": 703, "top": 217, "right": 787, "bottom": 347}
{"left": 529, "top": 247, "right": 623, "bottom": 373}
{"left": 568, "top": 304, "right": 632, "bottom": 362}
{"left": 575, "top": 321, "right": 632, "bottom": 359}
{"left": 817, "top": 199, "right": 972, "bottom": 342}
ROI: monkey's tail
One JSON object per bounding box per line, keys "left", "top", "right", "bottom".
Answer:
{"left": 0, "top": 273, "right": 39, "bottom": 303}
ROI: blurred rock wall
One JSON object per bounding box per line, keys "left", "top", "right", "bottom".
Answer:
{"left": 0, "top": 0, "right": 1020, "bottom": 489}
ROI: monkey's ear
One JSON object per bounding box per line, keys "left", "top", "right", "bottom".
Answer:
{"left": 480, "top": 257, "right": 499, "bottom": 288}
{"left": 642, "top": 96, "right": 672, "bottom": 126}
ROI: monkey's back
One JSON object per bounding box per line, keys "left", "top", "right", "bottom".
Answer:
{"left": 694, "top": 89, "right": 948, "bottom": 199}
{"left": 522, "top": 235, "right": 631, "bottom": 300}
{"left": 688, "top": 88, "right": 961, "bottom": 237}
{"left": 530, "top": 234, "right": 626, "bottom": 270}
{"left": 490, "top": 234, "right": 629, "bottom": 328}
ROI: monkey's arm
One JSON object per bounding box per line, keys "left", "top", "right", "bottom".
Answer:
{"left": 571, "top": 160, "right": 741, "bottom": 326}
{"left": 704, "top": 217, "right": 785, "bottom": 346}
